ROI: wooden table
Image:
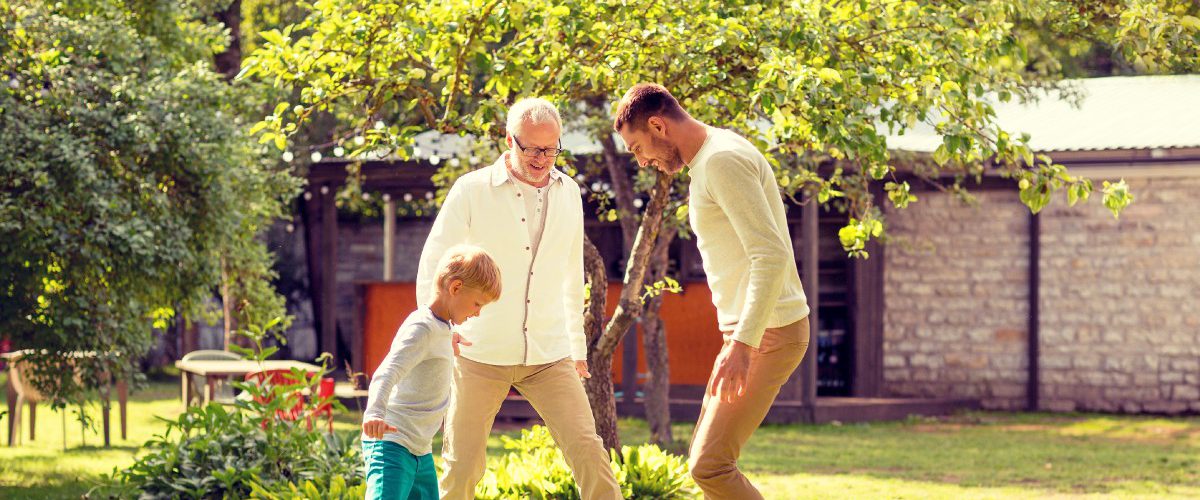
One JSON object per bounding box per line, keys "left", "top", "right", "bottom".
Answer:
{"left": 3, "top": 350, "right": 128, "bottom": 447}
{"left": 174, "top": 359, "right": 323, "bottom": 408}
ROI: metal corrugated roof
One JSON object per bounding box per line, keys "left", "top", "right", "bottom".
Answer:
{"left": 392, "top": 75, "right": 1200, "bottom": 161}
{"left": 886, "top": 75, "right": 1200, "bottom": 153}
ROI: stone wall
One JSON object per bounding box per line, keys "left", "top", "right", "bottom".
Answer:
{"left": 1038, "top": 176, "right": 1200, "bottom": 413}
{"left": 882, "top": 190, "right": 1031, "bottom": 410}
{"left": 882, "top": 174, "right": 1200, "bottom": 414}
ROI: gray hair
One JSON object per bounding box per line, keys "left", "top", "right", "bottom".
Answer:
{"left": 505, "top": 97, "right": 562, "bottom": 137}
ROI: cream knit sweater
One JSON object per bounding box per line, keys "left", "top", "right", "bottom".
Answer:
{"left": 686, "top": 127, "right": 810, "bottom": 347}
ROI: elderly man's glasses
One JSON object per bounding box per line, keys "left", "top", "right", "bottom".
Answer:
{"left": 512, "top": 136, "right": 563, "bottom": 158}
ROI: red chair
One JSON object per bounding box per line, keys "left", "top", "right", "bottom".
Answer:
{"left": 243, "top": 369, "right": 306, "bottom": 425}
{"left": 308, "top": 377, "right": 336, "bottom": 433}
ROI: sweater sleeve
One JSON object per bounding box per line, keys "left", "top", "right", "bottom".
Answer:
{"left": 364, "top": 321, "right": 432, "bottom": 421}
{"left": 703, "top": 151, "right": 791, "bottom": 348}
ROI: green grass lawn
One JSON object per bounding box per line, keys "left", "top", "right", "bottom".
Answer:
{"left": 2, "top": 376, "right": 1197, "bottom": 499}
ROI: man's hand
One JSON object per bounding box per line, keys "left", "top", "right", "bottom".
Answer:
{"left": 574, "top": 360, "right": 591, "bottom": 379}
{"left": 362, "top": 418, "right": 398, "bottom": 439}
{"left": 452, "top": 332, "right": 472, "bottom": 356}
{"left": 709, "top": 340, "right": 754, "bottom": 403}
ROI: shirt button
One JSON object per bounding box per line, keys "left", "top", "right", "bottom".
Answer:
{"left": 521, "top": 218, "right": 526, "bottom": 222}
{"left": 525, "top": 246, "right": 530, "bottom": 250}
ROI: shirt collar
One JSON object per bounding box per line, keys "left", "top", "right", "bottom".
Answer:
{"left": 489, "top": 151, "right": 566, "bottom": 187}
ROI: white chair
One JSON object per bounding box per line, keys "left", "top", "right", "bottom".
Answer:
{"left": 180, "top": 349, "right": 241, "bottom": 404}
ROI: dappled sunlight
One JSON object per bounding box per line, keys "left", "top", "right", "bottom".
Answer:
{"left": 1058, "top": 417, "right": 1200, "bottom": 445}
{"left": 731, "top": 413, "right": 1199, "bottom": 495}
{"left": 3, "top": 384, "right": 1198, "bottom": 497}
{"left": 0, "top": 383, "right": 184, "bottom": 496}
{"left": 749, "top": 472, "right": 1200, "bottom": 500}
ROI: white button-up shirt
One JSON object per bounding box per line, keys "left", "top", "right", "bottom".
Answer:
{"left": 416, "top": 152, "right": 587, "bottom": 366}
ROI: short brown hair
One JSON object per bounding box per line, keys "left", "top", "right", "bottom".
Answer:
{"left": 435, "top": 244, "right": 502, "bottom": 301}
{"left": 612, "top": 83, "right": 688, "bottom": 132}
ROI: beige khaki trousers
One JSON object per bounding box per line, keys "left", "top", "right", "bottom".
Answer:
{"left": 439, "top": 356, "right": 623, "bottom": 500}
{"left": 688, "top": 317, "right": 810, "bottom": 500}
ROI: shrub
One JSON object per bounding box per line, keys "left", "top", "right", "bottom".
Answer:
{"left": 612, "top": 443, "right": 698, "bottom": 499}
{"left": 89, "top": 403, "right": 362, "bottom": 499}
{"left": 248, "top": 475, "right": 366, "bottom": 500}
{"left": 475, "top": 425, "right": 698, "bottom": 500}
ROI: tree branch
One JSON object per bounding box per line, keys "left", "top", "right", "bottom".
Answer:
{"left": 443, "top": 0, "right": 503, "bottom": 121}
{"left": 595, "top": 170, "right": 672, "bottom": 355}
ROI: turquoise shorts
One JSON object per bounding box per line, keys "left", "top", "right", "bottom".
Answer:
{"left": 363, "top": 440, "right": 438, "bottom": 500}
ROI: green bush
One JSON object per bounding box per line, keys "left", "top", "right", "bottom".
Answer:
{"left": 89, "top": 403, "right": 361, "bottom": 499}
{"left": 475, "top": 425, "right": 698, "bottom": 500}
{"left": 475, "top": 426, "right": 586, "bottom": 500}
{"left": 248, "top": 475, "right": 366, "bottom": 500}
{"left": 612, "top": 443, "right": 698, "bottom": 499}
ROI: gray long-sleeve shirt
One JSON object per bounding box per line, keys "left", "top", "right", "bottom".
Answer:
{"left": 362, "top": 307, "right": 453, "bottom": 456}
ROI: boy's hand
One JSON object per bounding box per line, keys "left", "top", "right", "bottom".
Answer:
{"left": 362, "top": 419, "right": 398, "bottom": 439}
{"left": 574, "top": 360, "right": 591, "bottom": 379}
{"left": 452, "top": 332, "right": 473, "bottom": 356}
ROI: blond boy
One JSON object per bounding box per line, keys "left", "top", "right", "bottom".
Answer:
{"left": 361, "top": 244, "right": 502, "bottom": 500}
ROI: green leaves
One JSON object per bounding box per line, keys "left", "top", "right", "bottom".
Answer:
{"left": 674, "top": 204, "right": 689, "bottom": 222}
{"left": 1101, "top": 179, "right": 1134, "bottom": 218}
{"left": 233, "top": 0, "right": 1193, "bottom": 263}
{"left": 885, "top": 181, "right": 918, "bottom": 209}
{"left": 1067, "top": 179, "right": 1092, "bottom": 207}
{"left": 2, "top": 0, "right": 299, "bottom": 406}
{"left": 476, "top": 425, "right": 696, "bottom": 499}
{"left": 817, "top": 67, "right": 843, "bottom": 83}
{"left": 1018, "top": 176, "right": 1051, "bottom": 214}
{"left": 838, "top": 217, "right": 883, "bottom": 259}
{"left": 641, "top": 276, "right": 682, "bottom": 302}
{"left": 96, "top": 401, "right": 362, "bottom": 499}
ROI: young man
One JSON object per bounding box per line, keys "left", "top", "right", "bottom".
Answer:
{"left": 416, "top": 97, "right": 622, "bottom": 500}
{"left": 613, "top": 83, "right": 811, "bottom": 500}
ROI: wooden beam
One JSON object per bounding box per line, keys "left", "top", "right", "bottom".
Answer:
{"left": 302, "top": 187, "right": 325, "bottom": 360}
{"left": 798, "top": 201, "right": 820, "bottom": 420}
{"left": 1027, "top": 211, "right": 1041, "bottom": 411}
{"left": 352, "top": 284, "right": 365, "bottom": 375}
{"left": 383, "top": 197, "right": 396, "bottom": 281}
{"left": 320, "top": 184, "right": 339, "bottom": 364}
{"left": 852, "top": 231, "right": 886, "bottom": 397}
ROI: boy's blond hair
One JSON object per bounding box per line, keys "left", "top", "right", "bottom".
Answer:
{"left": 434, "top": 244, "right": 502, "bottom": 301}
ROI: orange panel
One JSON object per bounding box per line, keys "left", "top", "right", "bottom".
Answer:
{"left": 611, "top": 283, "right": 723, "bottom": 386}
{"left": 362, "top": 283, "right": 418, "bottom": 378}
{"left": 360, "top": 282, "right": 723, "bottom": 386}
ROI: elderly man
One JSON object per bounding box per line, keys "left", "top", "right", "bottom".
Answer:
{"left": 612, "top": 83, "right": 812, "bottom": 500}
{"left": 416, "top": 97, "right": 622, "bottom": 500}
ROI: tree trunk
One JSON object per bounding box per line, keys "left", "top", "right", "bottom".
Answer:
{"left": 598, "top": 131, "right": 677, "bottom": 446}
{"left": 641, "top": 226, "right": 677, "bottom": 446}
{"left": 213, "top": 0, "right": 243, "bottom": 80}
{"left": 597, "top": 171, "right": 671, "bottom": 355}
{"left": 599, "top": 133, "right": 639, "bottom": 256}
{"left": 221, "top": 258, "right": 234, "bottom": 350}
{"left": 583, "top": 353, "right": 620, "bottom": 450}
{"left": 582, "top": 236, "right": 618, "bottom": 449}
{"left": 584, "top": 170, "right": 673, "bottom": 449}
